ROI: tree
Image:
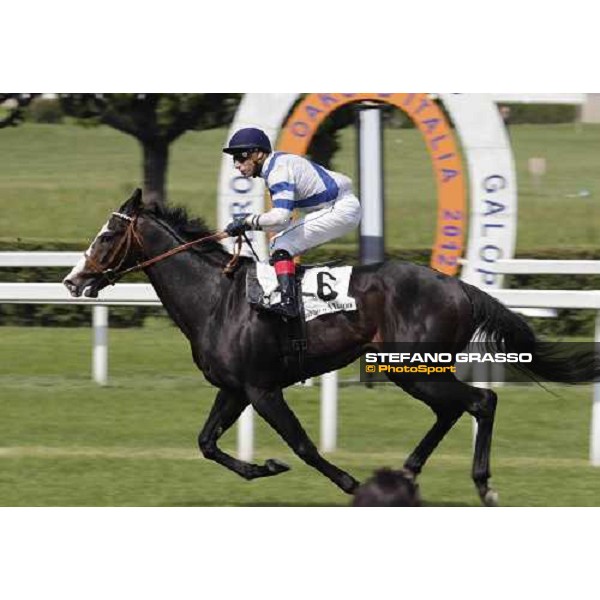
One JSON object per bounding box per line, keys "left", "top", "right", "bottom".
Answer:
{"left": 0, "top": 93, "right": 39, "bottom": 128}
{"left": 59, "top": 94, "right": 240, "bottom": 207}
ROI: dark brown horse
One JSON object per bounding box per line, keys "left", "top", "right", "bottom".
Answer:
{"left": 63, "top": 190, "right": 599, "bottom": 505}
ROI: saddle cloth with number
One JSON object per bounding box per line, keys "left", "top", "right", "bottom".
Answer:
{"left": 246, "top": 262, "right": 357, "bottom": 322}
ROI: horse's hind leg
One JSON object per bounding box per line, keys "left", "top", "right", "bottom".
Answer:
{"left": 399, "top": 378, "right": 499, "bottom": 506}
{"left": 247, "top": 385, "right": 359, "bottom": 494}
{"left": 403, "top": 408, "right": 464, "bottom": 479}
{"left": 198, "top": 389, "right": 290, "bottom": 481}
{"left": 393, "top": 379, "right": 465, "bottom": 478}
{"left": 460, "top": 384, "right": 499, "bottom": 506}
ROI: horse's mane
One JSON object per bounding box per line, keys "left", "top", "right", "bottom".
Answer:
{"left": 149, "top": 204, "right": 228, "bottom": 254}
{"left": 152, "top": 204, "right": 213, "bottom": 238}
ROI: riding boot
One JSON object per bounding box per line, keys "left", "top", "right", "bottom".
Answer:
{"left": 275, "top": 272, "right": 299, "bottom": 318}
{"left": 271, "top": 251, "right": 299, "bottom": 318}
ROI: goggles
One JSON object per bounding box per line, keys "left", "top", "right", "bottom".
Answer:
{"left": 232, "top": 150, "right": 255, "bottom": 163}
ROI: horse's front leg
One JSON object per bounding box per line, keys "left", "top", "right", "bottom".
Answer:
{"left": 246, "top": 385, "right": 359, "bottom": 494}
{"left": 198, "top": 389, "right": 290, "bottom": 481}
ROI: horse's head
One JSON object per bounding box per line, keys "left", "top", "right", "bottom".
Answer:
{"left": 63, "top": 188, "right": 145, "bottom": 298}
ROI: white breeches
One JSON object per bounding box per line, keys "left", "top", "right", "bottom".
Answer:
{"left": 269, "top": 194, "right": 361, "bottom": 256}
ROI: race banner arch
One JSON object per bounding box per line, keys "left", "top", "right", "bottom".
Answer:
{"left": 217, "top": 93, "right": 516, "bottom": 288}
{"left": 278, "top": 93, "right": 464, "bottom": 275}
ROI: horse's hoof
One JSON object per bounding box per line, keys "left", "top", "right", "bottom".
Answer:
{"left": 342, "top": 476, "right": 360, "bottom": 495}
{"left": 482, "top": 489, "right": 499, "bottom": 507}
{"left": 265, "top": 458, "right": 290, "bottom": 474}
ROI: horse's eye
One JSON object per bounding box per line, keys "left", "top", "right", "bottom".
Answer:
{"left": 99, "top": 232, "right": 116, "bottom": 242}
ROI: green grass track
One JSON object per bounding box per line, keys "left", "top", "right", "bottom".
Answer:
{"left": 1, "top": 324, "right": 599, "bottom": 506}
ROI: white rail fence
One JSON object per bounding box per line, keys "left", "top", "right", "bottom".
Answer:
{"left": 0, "top": 252, "right": 163, "bottom": 387}
{"left": 491, "top": 259, "right": 600, "bottom": 465}
{"left": 2, "top": 254, "right": 600, "bottom": 463}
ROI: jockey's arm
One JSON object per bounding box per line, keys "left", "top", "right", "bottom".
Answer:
{"left": 245, "top": 206, "right": 292, "bottom": 232}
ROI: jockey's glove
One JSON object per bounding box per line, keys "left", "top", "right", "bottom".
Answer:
{"left": 225, "top": 217, "right": 251, "bottom": 237}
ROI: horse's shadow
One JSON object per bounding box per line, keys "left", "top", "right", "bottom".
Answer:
{"left": 160, "top": 499, "right": 472, "bottom": 507}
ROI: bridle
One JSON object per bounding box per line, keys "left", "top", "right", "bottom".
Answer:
{"left": 84, "top": 211, "right": 238, "bottom": 286}
{"left": 84, "top": 212, "right": 145, "bottom": 282}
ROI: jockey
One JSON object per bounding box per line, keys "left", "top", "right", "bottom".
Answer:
{"left": 223, "top": 127, "right": 361, "bottom": 318}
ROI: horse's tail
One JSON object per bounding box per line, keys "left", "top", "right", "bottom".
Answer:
{"left": 460, "top": 281, "right": 600, "bottom": 384}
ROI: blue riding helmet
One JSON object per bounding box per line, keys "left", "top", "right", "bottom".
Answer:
{"left": 223, "top": 127, "right": 272, "bottom": 155}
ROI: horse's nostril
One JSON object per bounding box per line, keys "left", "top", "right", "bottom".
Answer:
{"left": 63, "top": 278, "right": 81, "bottom": 296}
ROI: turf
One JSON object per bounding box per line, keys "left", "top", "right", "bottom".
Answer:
{"left": 1, "top": 122, "right": 599, "bottom": 250}
{"left": 1, "top": 324, "right": 599, "bottom": 506}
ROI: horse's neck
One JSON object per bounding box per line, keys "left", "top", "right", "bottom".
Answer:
{"left": 141, "top": 218, "right": 229, "bottom": 339}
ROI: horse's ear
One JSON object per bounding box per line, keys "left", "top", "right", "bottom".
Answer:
{"left": 130, "top": 188, "right": 143, "bottom": 210}
{"left": 119, "top": 188, "right": 144, "bottom": 213}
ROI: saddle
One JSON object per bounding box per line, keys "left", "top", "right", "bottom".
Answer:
{"left": 245, "top": 262, "right": 357, "bottom": 322}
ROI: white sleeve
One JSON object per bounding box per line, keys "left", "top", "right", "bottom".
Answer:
{"left": 245, "top": 207, "right": 292, "bottom": 231}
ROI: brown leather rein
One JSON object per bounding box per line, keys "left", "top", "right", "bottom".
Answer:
{"left": 86, "top": 211, "right": 242, "bottom": 285}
